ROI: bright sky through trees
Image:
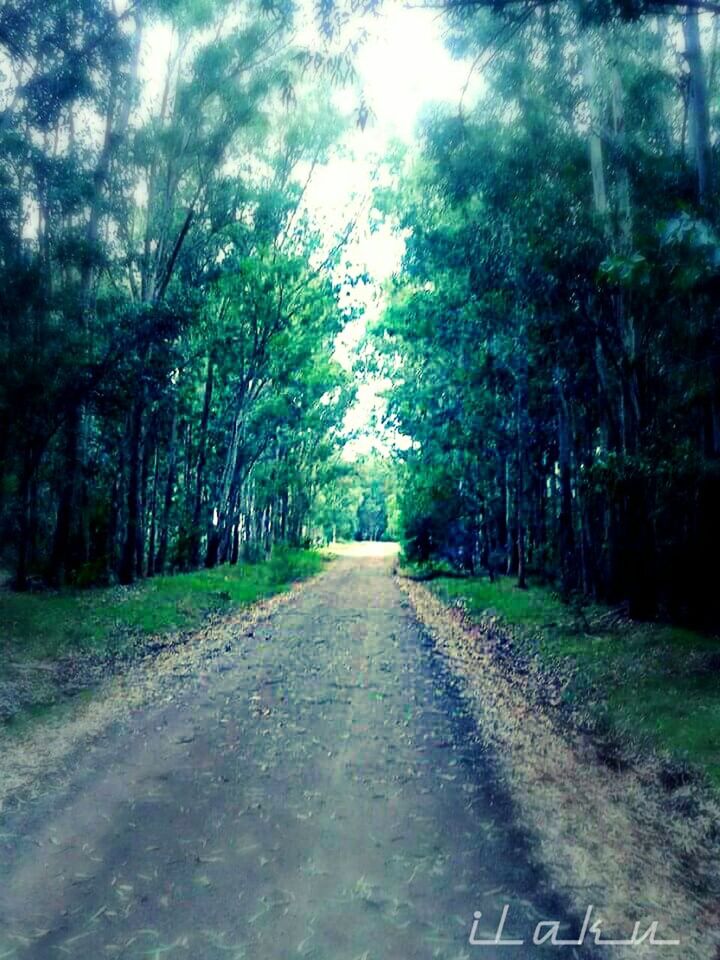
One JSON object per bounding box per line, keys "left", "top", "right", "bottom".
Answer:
{"left": 135, "top": 5, "right": 469, "bottom": 458}
{"left": 138, "top": 4, "right": 470, "bottom": 459}
{"left": 304, "top": 6, "right": 473, "bottom": 456}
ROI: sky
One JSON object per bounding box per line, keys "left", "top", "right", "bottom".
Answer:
{"left": 300, "top": 5, "right": 472, "bottom": 458}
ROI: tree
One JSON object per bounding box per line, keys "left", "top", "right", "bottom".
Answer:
{"left": 373, "top": 1, "right": 720, "bottom": 623}
{"left": 0, "top": 0, "right": 357, "bottom": 589}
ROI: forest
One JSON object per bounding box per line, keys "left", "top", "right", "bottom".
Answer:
{"left": 0, "top": 0, "right": 366, "bottom": 592}
{"left": 2, "top": 0, "right": 720, "bottom": 631}
{"left": 372, "top": 0, "right": 720, "bottom": 626}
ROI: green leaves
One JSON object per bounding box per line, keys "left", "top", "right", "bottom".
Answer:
{"left": 598, "top": 252, "right": 649, "bottom": 287}
{"left": 0, "top": 0, "right": 355, "bottom": 586}
{"left": 369, "top": 0, "right": 720, "bottom": 618}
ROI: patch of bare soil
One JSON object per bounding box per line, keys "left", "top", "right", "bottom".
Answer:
{"left": 398, "top": 576, "right": 720, "bottom": 960}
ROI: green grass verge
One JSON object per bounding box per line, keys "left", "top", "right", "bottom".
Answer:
{"left": 429, "top": 576, "right": 720, "bottom": 787}
{"left": 0, "top": 547, "right": 325, "bottom": 667}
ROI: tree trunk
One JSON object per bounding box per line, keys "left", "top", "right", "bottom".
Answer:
{"left": 582, "top": 39, "right": 609, "bottom": 224}
{"left": 190, "top": 354, "right": 214, "bottom": 567}
{"left": 147, "top": 444, "right": 160, "bottom": 578}
{"left": 504, "top": 457, "right": 514, "bottom": 574}
{"left": 137, "top": 420, "right": 150, "bottom": 577}
{"left": 516, "top": 361, "right": 528, "bottom": 591}
{"left": 58, "top": 14, "right": 143, "bottom": 587}
{"left": 120, "top": 402, "right": 144, "bottom": 585}
{"left": 610, "top": 65, "right": 633, "bottom": 249}
{"left": 50, "top": 407, "right": 81, "bottom": 586}
{"left": 557, "top": 375, "right": 575, "bottom": 597}
{"left": 684, "top": 7, "right": 713, "bottom": 210}
{"left": 155, "top": 411, "right": 178, "bottom": 574}
{"left": 14, "top": 449, "right": 35, "bottom": 591}
{"left": 230, "top": 524, "right": 240, "bottom": 565}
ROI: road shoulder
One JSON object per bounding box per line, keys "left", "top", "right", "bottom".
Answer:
{"left": 399, "top": 575, "right": 720, "bottom": 960}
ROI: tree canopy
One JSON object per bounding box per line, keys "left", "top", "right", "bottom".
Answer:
{"left": 0, "top": 0, "right": 358, "bottom": 587}
{"left": 371, "top": 0, "right": 720, "bottom": 624}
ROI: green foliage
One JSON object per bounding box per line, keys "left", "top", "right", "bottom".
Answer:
{"left": 309, "top": 455, "right": 400, "bottom": 543}
{"left": 0, "top": 0, "right": 355, "bottom": 593}
{"left": 354, "top": 457, "right": 398, "bottom": 541}
{"left": 372, "top": 2, "right": 720, "bottom": 623}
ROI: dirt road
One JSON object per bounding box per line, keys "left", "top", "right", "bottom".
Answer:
{"left": 0, "top": 549, "right": 585, "bottom": 959}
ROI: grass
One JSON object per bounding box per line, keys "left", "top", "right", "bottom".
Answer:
{"left": 0, "top": 547, "right": 325, "bottom": 668}
{"left": 427, "top": 575, "right": 720, "bottom": 787}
